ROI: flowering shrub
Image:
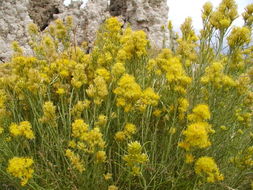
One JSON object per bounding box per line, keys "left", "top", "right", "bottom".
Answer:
{"left": 0, "top": 1, "right": 252, "bottom": 189}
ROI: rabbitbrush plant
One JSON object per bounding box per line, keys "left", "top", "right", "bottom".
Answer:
{"left": 0, "top": 0, "right": 252, "bottom": 189}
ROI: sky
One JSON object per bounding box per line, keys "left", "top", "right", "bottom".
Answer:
{"left": 64, "top": 0, "right": 252, "bottom": 31}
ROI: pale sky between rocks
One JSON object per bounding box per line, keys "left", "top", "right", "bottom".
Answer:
{"left": 64, "top": 0, "right": 252, "bottom": 32}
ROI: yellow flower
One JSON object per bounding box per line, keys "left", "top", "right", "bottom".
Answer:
{"left": 188, "top": 104, "right": 211, "bottom": 122}
{"left": 210, "top": 0, "right": 238, "bottom": 30}
{"left": 65, "top": 149, "right": 85, "bottom": 173}
{"left": 179, "top": 122, "right": 212, "bottom": 151}
{"left": 85, "top": 127, "right": 105, "bottom": 152}
{"left": 227, "top": 27, "right": 251, "bottom": 48}
{"left": 71, "top": 119, "right": 88, "bottom": 139}
{"left": 237, "top": 129, "right": 244, "bottom": 134}
{"left": 96, "top": 68, "right": 111, "bottom": 81}
{"left": 86, "top": 76, "right": 108, "bottom": 105}
{"left": 28, "top": 23, "right": 39, "bottom": 35}
{"left": 117, "top": 27, "right": 148, "bottom": 61}
{"left": 7, "top": 157, "right": 34, "bottom": 186}
{"left": 115, "top": 131, "right": 126, "bottom": 142}
{"left": 71, "top": 63, "right": 87, "bottom": 88}
{"left": 177, "top": 17, "right": 198, "bottom": 62}
{"left": 169, "top": 127, "right": 176, "bottom": 134}
{"left": 202, "top": 2, "right": 213, "bottom": 20}
{"left": 153, "top": 109, "right": 162, "bottom": 117}
{"left": 0, "top": 127, "right": 4, "bottom": 134}
{"left": 201, "top": 62, "right": 236, "bottom": 88}
{"left": 112, "top": 62, "right": 125, "bottom": 77}
{"left": 108, "top": 185, "right": 118, "bottom": 190}
{"left": 56, "top": 88, "right": 65, "bottom": 95}
{"left": 9, "top": 121, "right": 35, "bottom": 139}
{"left": 220, "top": 125, "right": 227, "bottom": 130}
{"left": 68, "top": 140, "right": 77, "bottom": 148}
{"left": 137, "top": 87, "right": 160, "bottom": 112}
{"left": 124, "top": 123, "right": 137, "bottom": 136}
{"left": 242, "top": 4, "right": 253, "bottom": 27}
{"left": 114, "top": 74, "right": 142, "bottom": 112}
{"left": 123, "top": 141, "right": 148, "bottom": 176}
{"left": 95, "top": 151, "right": 107, "bottom": 163}
{"left": 178, "top": 98, "right": 189, "bottom": 120}
{"left": 185, "top": 153, "right": 194, "bottom": 163}
{"left": 39, "top": 101, "right": 57, "bottom": 126}
{"left": 195, "top": 156, "right": 224, "bottom": 183}
{"left": 71, "top": 100, "right": 90, "bottom": 119}
{"left": 103, "top": 173, "right": 112, "bottom": 180}
{"left": 95, "top": 115, "right": 107, "bottom": 127}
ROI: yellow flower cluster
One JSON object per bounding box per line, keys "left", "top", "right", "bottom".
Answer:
{"left": 185, "top": 153, "right": 195, "bottom": 164}
{"left": 178, "top": 122, "right": 212, "bottom": 151}
{"left": 95, "top": 150, "right": 107, "bottom": 163}
{"left": 0, "top": 89, "right": 8, "bottom": 120}
{"left": 114, "top": 74, "right": 159, "bottom": 112}
{"left": 71, "top": 100, "right": 90, "bottom": 119}
{"left": 227, "top": 27, "right": 251, "bottom": 49}
{"left": 195, "top": 156, "right": 224, "bottom": 183}
{"left": 177, "top": 17, "right": 198, "bottom": 63}
{"left": 115, "top": 123, "right": 137, "bottom": 142}
{"left": 111, "top": 62, "right": 126, "bottom": 78}
{"left": 67, "top": 119, "right": 107, "bottom": 170}
{"left": 230, "top": 146, "right": 253, "bottom": 169}
{"left": 3, "top": 56, "right": 47, "bottom": 95}
{"left": 17, "top": 30, "right": 88, "bottom": 93}
{"left": 201, "top": 62, "right": 236, "bottom": 89}
{"left": 50, "top": 59, "right": 87, "bottom": 90}
{"left": 147, "top": 49, "right": 171, "bottom": 75}
{"left": 235, "top": 108, "right": 252, "bottom": 128}
{"left": 117, "top": 27, "right": 148, "bottom": 62}
{"left": 65, "top": 149, "right": 85, "bottom": 173}
{"left": 94, "top": 17, "right": 122, "bottom": 67}
{"left": 86, "top": 76, "right": 108, "bottom": 105}
{"left": 179, "top": 104, "right": 213, "bottom": 151}
{"left": 95, "top": 68, "right": 111, "bottom": 82}
{"left": 202, "top": 2, "right": 213, "bottom": 21}
{"left": 187, "top": 104, "right": 211, "bottom": 122}
{"left": 108, "top": 185, "right": 118, "bottom": 190}
{"left": 178, "top": 98, "right": 189, "bottom": 121}
{"left": 12, "top": 41, "right": 24, "bottom": 57}
{"left": 70, "top": 119, "right": 105, "bottom": 154}
{"left": 9, "top": 121, "right": 35, "bottom": 139}
{"left": 148, "top": 50, "right": 191, "bottom": 94}
{"left": 95, "top": 114, "right": 108, "bottom": 128}
{"left": 166, "top": 57, "right": 191, "bottom": 94}
{"left": 7, "top": 157, "right": 34, "bottom": 186}
{"left": 137, "top": 87, "right": 160, "bottom": 112}
{"left": 123, "top": 141, "right": 148, "bottom": 176}
{"left": 39, "top": 101, "right": 57, "bottom": 127}
{"left": 114, "top": 74, "right": 142, "bottom": 112}
{"left": 236, "top": 74, "right": 251, "bottom": 96}
{"left": 210, "top": 0, "right": 238, "bottom": 31}
{"left": 242, "top": 4, "right": 253, "bottom": 27}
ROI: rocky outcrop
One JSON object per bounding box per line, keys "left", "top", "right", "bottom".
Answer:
{"left": 0, "top": 0, "right": 169, "bottom": 61}
{"left": 110, "top": 0, "right": 127, "bottom": 16}
{"left": 0, "top": 0, "right": 32, "bottom": 61}
{"left": 56, "top": 0, "right": 110, "bottom": 47}
{"left": 125, "top": 0, "right": 169, "bottom": 48}
{"left": 28, "top": 0, "right": 63, "bottom": 31}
